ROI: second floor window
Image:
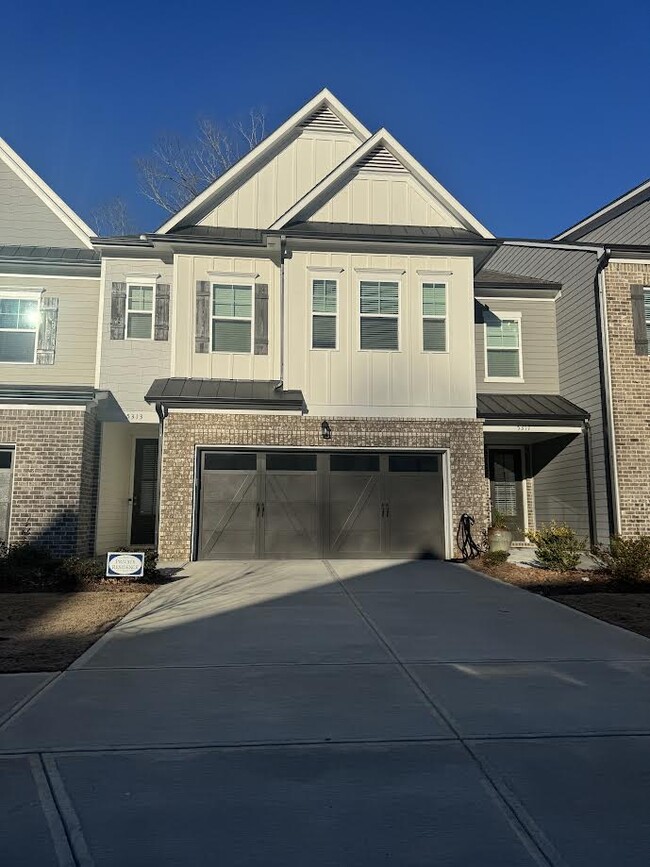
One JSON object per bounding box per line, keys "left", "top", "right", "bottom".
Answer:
{"left": 422, "top": 282, "right": 447, "bottom": 351}
{"left": 644, "top": 288, "right": 650, "bottom": 345}
{"left": 126, "top": 285, "right": 155, "bottom": 339}
{"left": 212, "top": 283, "right": 252, "bottom": 353}
{"left": 485, "top": 314, "right": 522, "bottom": 379}
{"left": 360, "top": 280, "right": 399, "bottom": 350}
{"left": 312, "top": 279, "right": 337, "bottom": 349}
{"left": 0, "top": 297, "right": 40, "bottom": 362}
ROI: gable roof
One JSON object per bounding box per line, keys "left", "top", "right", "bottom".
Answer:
{"left": 555, "top": 176, "right": 650, "bottom": 243}
{"left": 269, "top": 129, "right": 494, "bottom": 238}
{"left": 0, "top": 136, "right": 93, "bottom": 249}
{"left": 157, "top": 89, "right": 372, "bottom": 235}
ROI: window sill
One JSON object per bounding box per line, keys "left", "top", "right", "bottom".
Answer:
{"left": 484, "top": 376, "right": 525, "bottom": 383}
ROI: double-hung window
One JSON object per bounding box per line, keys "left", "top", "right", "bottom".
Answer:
{"left": 312, "top": 279, "right": 337, "bottom": 349}
{"left": 126, "top": 285, "right": 155, "bottom": 339}
{"left": 360, "top": 280, "right": 399, "bottom": 350}
{"left": 212, "top": 283, "right": 253, "bottom": 353}
{"left": 422, "top": 282, "right": 447, "bottom": 351}
{"left": 644, "top": 288, "right": 650, "bottom": 345}
{"left": 485, "top": 314, "right": 522, "bottom": 379}
{"left": 0, "top": 296, "right": 40, "bottom": 363}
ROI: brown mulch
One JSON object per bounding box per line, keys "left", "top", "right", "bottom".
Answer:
{"left": 0, "top": 590, "right": 150, "bottom": 673}
{"left": 469, "top": 557, "right": 650, "bottom": 640}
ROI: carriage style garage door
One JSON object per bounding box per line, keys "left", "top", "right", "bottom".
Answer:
{"left": 197, "top": 451, "right": 446, "bottom": 560}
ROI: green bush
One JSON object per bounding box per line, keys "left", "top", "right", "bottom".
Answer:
{"left": 483, "top": 549, "right": 510, "bottom": 567}
{"left": 56, "top": 556, "right": 104, "bottom": 584}
{"left": 597, "top": 535, "right": 650, "bottom": 584}
{"left": 526, "top": 522, "right": 583, "bottom": 572}
{"left": 0, "top": 541, "right": 71, "bottom": 591}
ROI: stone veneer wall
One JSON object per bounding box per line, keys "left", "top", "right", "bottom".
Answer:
{"left": 158, "top": 412, "right": 489, "bottom": 561}
{"left": 604, "top": 261, "right": 650, "bottom": 536}
{"left": 0, "top": 407, "right": 100, "bottom": 555}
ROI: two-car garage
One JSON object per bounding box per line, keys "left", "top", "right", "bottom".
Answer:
{"left": 196, "top": 450, "right": 447, "bottom": 560}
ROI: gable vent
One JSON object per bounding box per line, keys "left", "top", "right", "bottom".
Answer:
{"left": 357, "top": 146, "right": 407, "bottom": 173}
{"left": 301, "top": 105, "right": 352, "bottom": 135}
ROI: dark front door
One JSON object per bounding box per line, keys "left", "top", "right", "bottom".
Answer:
{"left": 488, "top": 448, "right": 525, "bottom": 540}
{"left": 197, "top": 450, "right": 446, "bottom": 560}
{"left": 130, "top": 439, "right": 159, "bottom": 545}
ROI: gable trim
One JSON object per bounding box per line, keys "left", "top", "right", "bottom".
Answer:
{"left": 555, "top": 177, "right": 650, "bottom": 242}
{"left": 269, "top": 129, "right": 494, "bottom": 238}
{"left": 0, "top": 136, "right": 93, "bottom": 249}
{"left": 156, "top": 89, "right": 372, "bottom": 235}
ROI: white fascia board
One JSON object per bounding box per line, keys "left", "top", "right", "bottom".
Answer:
{"left": 156, "top": 89, "right": 372, "bottom": 235}
{"left": 0, "top": 136, "right": 94, "bottom": 248}
{"left": 484, "top": 424, "right": 583, "bottom": 434}
{"left": 270, "top": 129, "right": 494, "bottom": 238}
{"left": 554, "top": 178, "right": 650, "bottom": 240}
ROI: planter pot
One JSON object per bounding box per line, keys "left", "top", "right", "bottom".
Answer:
{"left": 487, "top": 527, "right": 513, "bottom": 553}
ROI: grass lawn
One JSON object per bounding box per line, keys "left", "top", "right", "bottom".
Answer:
{"left": 470, "top": 558, "right": 650, "bottom": 639}
{"left": 0, "top": 590, "right": 149, "bottom": 672}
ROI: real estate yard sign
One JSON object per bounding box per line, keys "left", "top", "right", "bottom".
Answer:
{"left": 106, "top": 552, "right": 145, "bottom": 578}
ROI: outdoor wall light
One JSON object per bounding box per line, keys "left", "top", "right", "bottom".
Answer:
{"left": 321, "top": 420, "right": 332, "bottom": 440}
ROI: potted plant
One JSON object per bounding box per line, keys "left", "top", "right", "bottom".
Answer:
{"left": 487, "top": 509, "right": 513, "bottom": 553}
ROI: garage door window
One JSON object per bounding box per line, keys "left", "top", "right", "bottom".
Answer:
{"left": 204, "top": 452, "right": 256, "bottom": 470}
{"left": 330, "top": 453, "right": 380, "bottom": 472}
{"left": 266, "top": 452, "right": 317, "bottom": 471}
{"left": 389, "top": 454, "right": 439, "bottom": 472}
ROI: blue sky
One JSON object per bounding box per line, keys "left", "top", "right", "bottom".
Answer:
{"left": 1, "top": 0, "right": 649, "bottom": 237}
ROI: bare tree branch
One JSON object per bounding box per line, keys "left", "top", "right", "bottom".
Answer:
{"left": 136, "top": 108, "right": 266, "bottom": 215}
{"left": 90, "top": 197, "right": 137, "bottom": 236}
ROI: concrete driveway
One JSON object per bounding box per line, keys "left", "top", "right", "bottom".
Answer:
{"left": 3, "top": 559, "right": 650, "bottom": 865}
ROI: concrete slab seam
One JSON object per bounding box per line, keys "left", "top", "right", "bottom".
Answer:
{"left": 29, "top": 754, "right": 77, "bottom": 867}
{"left": 42, "top": 754, "right": 95, "bottom": 867}
{"left": 0, "top": 674, "right": 58, "bottom": 728}
{"left": 324, "top": 559, "right": 556, "bottom": 867}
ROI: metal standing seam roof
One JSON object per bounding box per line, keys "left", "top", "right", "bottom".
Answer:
{"left": 477, "top": 393, "right": 588, "bottom": 422}
{"left": 145, "top": 378, "right": 305, "bottom": 411}
{"left": 0, "top": 245, "right": 100, "bottom": 263}
{"left": 0, "top": 384, "right": 98, "bottom": 404}
{"left": 280, "top": 222, "right": 487, "bottom": 242}
{"left": 474, "top": 269, "right": 562, "bottom": 291}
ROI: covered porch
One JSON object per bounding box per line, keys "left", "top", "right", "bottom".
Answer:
{"left": 478, "top": 394, "right": 592, "bottom": 545}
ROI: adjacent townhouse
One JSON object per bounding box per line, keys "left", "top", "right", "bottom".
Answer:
{"left": 0, "top": 90, "right": 597, "bottom": 560}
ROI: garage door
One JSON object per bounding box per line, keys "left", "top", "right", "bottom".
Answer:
{"left": 197, "top": 451, "right": 445, "bottom": 560}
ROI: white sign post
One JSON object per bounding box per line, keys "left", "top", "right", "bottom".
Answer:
{"left": 106, "top": 552, "right": 145, "bottom": 578}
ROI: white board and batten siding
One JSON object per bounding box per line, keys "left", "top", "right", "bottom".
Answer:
{"left": 98, "top": 258, "right": 173, "bottom": 418}
{"left": 285, "top": 252, "right": 476, "bottom": 417}
{"left": 199, "top": 131, "right": 360, "bottom": 230}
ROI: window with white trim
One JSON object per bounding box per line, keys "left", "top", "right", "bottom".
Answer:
{"left": 485, "top": 314, "right": 522, "bottom": 379}
{"left": 312, "top": 279, "right": 337, "bottom": 349}
{"left": 644, "top": 288, "right": 650, "bottom": 344}
{"left": 360, "top": 280, "right": 399, "bottom": 350}
{"left": 0, "top": 297, "right": 40, "bottom": 362}
{"left": 422, "top": 282, "right": 447, "bottom": 351}
{"left": 126, "top": 284, "right": 155, "bottom": 339}
{"left": 212, "top": 283, "right": 253, "bottom": 353}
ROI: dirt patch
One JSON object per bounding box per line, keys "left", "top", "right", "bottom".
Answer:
{"left": 469, "top": 556, "right": 650, "bottom": 640}
{"left": 0, "top": 591, "right": 149, "bottom": 673}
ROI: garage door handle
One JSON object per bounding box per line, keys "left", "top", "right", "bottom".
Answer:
{"left": 261, "top": 503, "right": 265, "bottom": 517}
{"left": 256, "top": 503, "right": 260, "bottom": 517}
{"left": 385, "top": 503, "right": 390, "bottom": 517}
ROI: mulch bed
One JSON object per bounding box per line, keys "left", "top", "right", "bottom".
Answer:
{"left": 469, "top": 557, "right": 650, "bottom": 640}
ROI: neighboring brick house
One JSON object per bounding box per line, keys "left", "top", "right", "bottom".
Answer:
{"left": 0, "top": 90, "right": 597, "bottom": 560}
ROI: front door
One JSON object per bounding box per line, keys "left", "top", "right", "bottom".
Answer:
{"left": 130, "top": 439, "right": 159, "bottom": 545}
{"left": 488, "top": 448, "right": 525, "bottom": 540}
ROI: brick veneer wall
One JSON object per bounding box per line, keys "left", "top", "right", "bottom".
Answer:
{"left": 0, "top": 407, "right": 100, "bottom": 555}
{"left": 158, "top": 412, "right": 489, "bottom": 560}
{"left": 605, "top": 261, "right": 650, "bottom": 536}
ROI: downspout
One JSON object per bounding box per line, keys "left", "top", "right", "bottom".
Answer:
{"left": 279, "top": 234, "right": 287, "bottom": 386}
{"left": 594, "top": 249, "right": 621, "bottom": 537}
{"left": 154, "top": 401, "right": 168, "bottom": 553}
{"left": 582, "top": 418, "right": 596, "bottom": 548}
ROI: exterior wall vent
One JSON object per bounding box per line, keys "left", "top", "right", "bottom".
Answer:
{"left": 301, "top": 105, "right": 352, "bottom": 135}
{"left": 357, "top": 146, "right": 408, "bottom": 173}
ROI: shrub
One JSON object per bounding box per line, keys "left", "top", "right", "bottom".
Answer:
{"left": 597, "top": 535, "right": 650, "bottom": 584}
{"left": 56, "top": 556, "right": 104, "bottom": 584}
{"left": 0, "top": 541, "right": 69, "bottom": 591}
{"left": 526, "top": 522, "right": 583, "bottom": 572}
{"left": 490, "top": 509, "right": 510, "bottom": 530}
{"left": 483, "top": 549, "right": 510, "bottom": 567}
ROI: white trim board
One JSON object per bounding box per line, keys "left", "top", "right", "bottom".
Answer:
{"left": 157, "top": 89, "right": 372, "bottom": 234}
{"left": 0, "top": 136, "right": 93, "bottom": 248}
{"left": 484, "top": 425, "right": 583, "bottom": 434}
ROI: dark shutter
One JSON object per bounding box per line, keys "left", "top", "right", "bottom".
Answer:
{"left": 630, "top": 284, "right": 649, "bottom": 356}
{"left": 154, "top": 283, "right": 170, "bottom": 341}
{"left": 195, "top": 281, "right": 211, "bottom": 353}
{"left": 36, "top": 296, "right": 59, "bottom": 365}
{"left": 254, "top": 283, "right": 269, "bottom": 355}
{"left": 110, "top": 282, "right": 127, "bottom": 340}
